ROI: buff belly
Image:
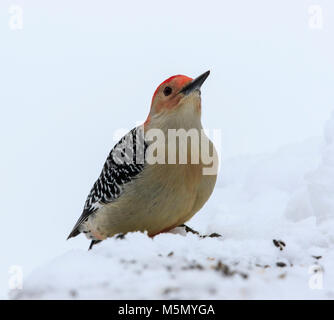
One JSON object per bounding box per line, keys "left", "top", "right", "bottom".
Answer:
{"left": 83, "top": 159, "right": 217, "bottom": 240}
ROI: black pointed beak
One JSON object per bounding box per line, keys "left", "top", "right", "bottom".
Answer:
{"left": 180, "top": 70, "right": 210, "bottom": 95}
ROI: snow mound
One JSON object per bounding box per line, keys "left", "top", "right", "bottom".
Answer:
{"left": 14, "top": 114, "right": 334, "bottom": 300}
{"left": 287, "top": 112, "right": 334, "bottom": 223}
{"left": 14, "top": 229, "right": 334, "bottom": 300}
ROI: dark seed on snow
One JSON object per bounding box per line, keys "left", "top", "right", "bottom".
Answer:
{"left": 208, "top": 233, "right": 222, "bottom": 238}
{"left": 273, "top": 239, "right": 286, "bottom": 251}
{"left": 276, "top": 262, "right": 287, "bottom": 267}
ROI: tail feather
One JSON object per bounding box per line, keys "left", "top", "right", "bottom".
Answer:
{"left": 67, "top": 228, "right": 80, "bottom": 240}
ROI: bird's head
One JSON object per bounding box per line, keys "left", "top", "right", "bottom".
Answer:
{"left": 145, "top": 71, "right": 210, "bottom": 129}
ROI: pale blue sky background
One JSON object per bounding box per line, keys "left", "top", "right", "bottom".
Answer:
{"left": 0, "top": 0, "right": 333, "bottom": 297}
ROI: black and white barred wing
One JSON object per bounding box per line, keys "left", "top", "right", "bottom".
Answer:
{"left": 67, "top": 126, "right": 146, "bottom": 239}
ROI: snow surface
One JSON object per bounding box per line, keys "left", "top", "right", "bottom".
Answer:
{"left": 14, "top": 114, "right": 334, "bottom": 300}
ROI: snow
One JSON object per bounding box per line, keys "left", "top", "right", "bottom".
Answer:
{"left": 13, "top": 113, "right": 334, "bottom": 300}
{"left": 286, "top": 112, "right": 334, "bottom": 224}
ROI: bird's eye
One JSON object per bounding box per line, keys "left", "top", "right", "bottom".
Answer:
{"left": 163, "top": 86, "right": 172, "bottom": 96}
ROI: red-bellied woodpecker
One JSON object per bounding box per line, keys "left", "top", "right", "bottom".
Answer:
{"left": 67, "top": 71, "right": 218, "bottom": 249}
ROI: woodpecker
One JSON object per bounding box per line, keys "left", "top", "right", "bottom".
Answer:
{"left": 67, "top": 71, "right": 218, "bottom": 249}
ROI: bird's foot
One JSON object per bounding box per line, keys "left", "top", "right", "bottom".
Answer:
{"left": 88, "top": 233, "right": 125, "bottom": 250}
{"left": 180, "top": 224, "right": 222, "bottom": 238}
{"left": 88, "top": 239, "right": 102, "bottom": 250}
{"left": 180, "top": 224, "right": 200, "bottom": 235}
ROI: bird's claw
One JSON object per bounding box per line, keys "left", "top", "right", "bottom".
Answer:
{"left": 180, "top": 224, "right": 222, "bottom": 238}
